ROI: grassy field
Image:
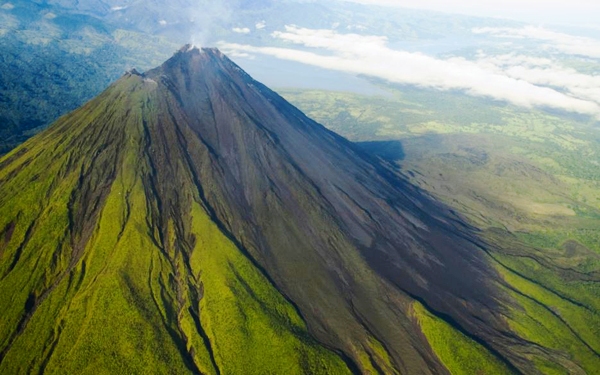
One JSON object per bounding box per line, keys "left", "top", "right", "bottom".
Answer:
{"left": 412, "top": 302, "right": 512, "bottom": 375}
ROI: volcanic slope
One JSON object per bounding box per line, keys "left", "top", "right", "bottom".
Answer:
{"left": 0, "top": 46, "right": 594, "bottom": 374}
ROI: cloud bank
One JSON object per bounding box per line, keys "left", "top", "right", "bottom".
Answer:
{"left": 221, "top": 26, "right": 600, "bottom": 118}
{"left": 477, "top": 53, "right": 600, "bottom": 105}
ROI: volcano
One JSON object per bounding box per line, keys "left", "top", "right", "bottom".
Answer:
{"left": 0, "top": 46, "right": 584, "bottom": 374}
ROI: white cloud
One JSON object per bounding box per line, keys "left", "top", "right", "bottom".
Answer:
{"left": 477, "top": 53, "right": 600, "bottom": 105}
{"left": 255, "top": 21, "right": 266, "bottom": 30}
{"left": 159, "top": 20, "right": 167, "bottom": 26}
{"left": 474, "top": 53, "right": 555, "bottom": 69}
{"left": 473, "top": 26, "right": 600, "bottom": 59}
{"left": 227, "top": 51, "right": 255, "bottom": 59}
{"left": 347, "top": 24, "right": 367, "bottom": 31}
{"left": 220, "top": 26, "right": 600, "bottom": 118}
{"left": 232, "top": 27, "right": 251, "bottom": 34}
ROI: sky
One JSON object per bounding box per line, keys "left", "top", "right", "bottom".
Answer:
{"left": 346, "top": 0, "right": 600, "bottom": 26}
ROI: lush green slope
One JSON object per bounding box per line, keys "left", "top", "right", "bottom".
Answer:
{"left": 413, "top": 302, "right": 512, "bottom": 375}
{"left": 0, "top": 66, "right": 350, "bottom": 375}
{"left": 282, "top": 87, "right": 600, "bottom": 374}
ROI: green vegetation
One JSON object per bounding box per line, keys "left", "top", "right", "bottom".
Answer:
{"left": 413, "top": 302, "right": 512, "bottom": 375}
{"left": 460, "top": 238, "right": 599, "bottom": 375}
{"left": 0, "top": 75, "right": 351, "bottom": 374}
{"left": 491, "top": 250, "right": 600, "bottom": 374}
{"left": 188, "top": 203, "right": 349, "bottom": 374}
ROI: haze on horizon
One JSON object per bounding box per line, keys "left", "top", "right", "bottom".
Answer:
{"left": 347, "top": 0, "right": 600, "bottom": 26}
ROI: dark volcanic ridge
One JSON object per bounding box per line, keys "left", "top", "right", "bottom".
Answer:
{"left": 0, "top": 45, "right": 587, "bottom": 374}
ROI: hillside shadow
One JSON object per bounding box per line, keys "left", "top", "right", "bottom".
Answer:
{"left": 356, "top": 140, "right": 405, "bottom": 161}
